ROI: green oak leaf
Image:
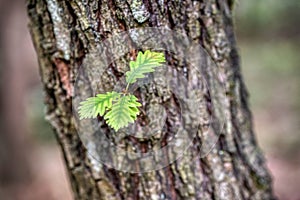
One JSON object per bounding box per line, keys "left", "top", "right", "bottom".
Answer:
{"left": 104, "top": 95, "right": 141, "bottom": 131}
{"left": 125, "top": 50, "right": 165, "bottom": 84}
{"left": 77, "top": 50, "right": 165, "bottom": 131}
{"left": 78, "top": 92, "right": 120, "bottom": 119}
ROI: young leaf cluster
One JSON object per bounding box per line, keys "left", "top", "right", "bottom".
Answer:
{"left": 78, "top": 50, "right": 165, "bottom": 131}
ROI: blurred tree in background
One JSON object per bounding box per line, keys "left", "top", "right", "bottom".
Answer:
{"left": 237, "top": 0, "right": 300, "bottom": 39}
{"left": 236, "top": 2, "right": 300, "bottom": 198}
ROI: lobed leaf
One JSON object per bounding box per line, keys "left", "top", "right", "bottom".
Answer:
{"left": 125, "top": 50, "right": 165, "bottom": 84}
{"left": 78, "top": 92, "right": 120, "bottom": 119}
{"left": 104, "top": 95, "right": 141, "bottom": 131}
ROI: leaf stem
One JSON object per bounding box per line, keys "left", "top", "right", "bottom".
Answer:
{"left": 125, "top": 83, "right": 130, "bottom": 93}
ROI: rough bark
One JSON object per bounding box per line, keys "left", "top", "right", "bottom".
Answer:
{"left": 27, "top": 0, "right": 275, "bottom": 199}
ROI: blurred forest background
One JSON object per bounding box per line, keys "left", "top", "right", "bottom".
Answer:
{"left": 0, "top": 0, "right": 299, "bottom": 200}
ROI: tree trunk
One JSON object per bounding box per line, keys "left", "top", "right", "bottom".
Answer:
{"left": 27, "top": 0, "right": 275, "bottom": 199}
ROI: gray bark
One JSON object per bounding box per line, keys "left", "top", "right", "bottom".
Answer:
{"left": 27, "top": 0, "right": 275, "bottom": 199}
